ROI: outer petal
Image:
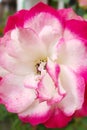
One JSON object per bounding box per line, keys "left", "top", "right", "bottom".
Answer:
{"left": 4, "top": 9, "right": 28, "bottom": 33}
{"left": 0, "top": 30, "right": 33, "bottom": 75}
{"left": 4, "top": 2, "right": 63, "bottom": 34}
{"left": 24, "top": 12, "right": 63, "bottom": 35}
{"left": 0, "top": 74, "right": 36, "bottom": 113}
{"left": 56, "top": 38, "right": 87, "bottom": 71}
{"left": 58, "top": 8, "right": 83, "bottom": 21}
{"left": 64, "top": 20, "right": 87, "bottom": 40}
{"left": 75, "top": 84, "right": 87, "bottom": 116}
{"left": 4, "top": 28, "right": 46, "bottom": 61}
{"left": 3, "top": 29, "right": 31, "bottom": 62}
{"left": 44, "top": 108, "right": 72, "bottom": 128}
{"left": 58, "top": 65, "right": 85, "bottom": 115}
{"left": 19, "top": 100, "right": 52, "bottom": 125}
{"left": 23, "top": 2, "right": 63, "bottom": 35}
{"left": 0, "top": 51, "right": 33, "bottom": 75}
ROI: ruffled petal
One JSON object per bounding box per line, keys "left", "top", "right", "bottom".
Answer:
{"left": 4, "top": 2, "right": 63, "bottom": 35}
{"left": 58, "top": 8, "right": 83, "bottom": 21}
{"left": 64, "top": 20, "right": 87, "bottom": 40}
{"left": 56, "top": 38, "right": 87, "bottom": 71}
{"left": 44, "top": 108, "right": 72, "bottom": 128}
{"left": 46, "top": 58, "right": 65, "bottom": 95}
{"left": 0, "top": 51, "right": 33, "bottom": 75}
{"left": 58, "top": 65, "right": 85, "bottom": 115}
{"left": 17, "top": 28, "right": 46, "bottom": 60}
{"left": 2, "top": 30, "right": 31, "bottom": 62}
{"left": 24, "top": 3, "right": 63, "bottom": 34}
{"left": 24, "top": 74, "right": 40, "bottom": 89}
{"left": 0, "top": 74, "right": 36, "bottom": 113}
{"left": 75, "top": 84, "right": 87, "bottom": 116}
{"left": 38, "top": 73, "right": 64, "bottom": 103}
{"left": 46, "top": 58, "right": 60, "bottom": 86}
{"left": 39, "top": 25, "right": 61, "bottom": 48}
{"left": 19, "top": 100, "right": 51, "bottom": 125}
{"left": 4, "top": 9, "right": 28, "bottom": 33}
{"left": 0, "top": 66, "right": 8, "bottom": 77}
{"left": 0, "top": 28, "right": 47, "bottom": 75}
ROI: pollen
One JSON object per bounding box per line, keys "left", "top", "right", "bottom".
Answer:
{"left": 35, "top": 58, "right": 47, "bottom": 74}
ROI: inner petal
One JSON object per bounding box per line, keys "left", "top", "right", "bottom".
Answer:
{"left": 39, "top": 25, "right": 61, "bottom": 49}
{"left": 38, "top": 73, "right": 64, "bottom": 104}
{"left": 0, "top": 28, "right": 48, "bottom": 76}
{"left": 17, "top": 28, "right": 47, "bottom": 61}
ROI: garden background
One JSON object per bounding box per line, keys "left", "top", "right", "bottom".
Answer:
{"left": 0, "top": 0, "right": 87, "bottom": 130}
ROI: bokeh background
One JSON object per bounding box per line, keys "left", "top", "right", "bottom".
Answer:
{"left": 0, "top": 0, "right": 87, "bottom": 130}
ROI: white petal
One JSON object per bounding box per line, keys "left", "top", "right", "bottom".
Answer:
{"left": 19, "top": 100, "right": 51, "bottom": 125}
{"left": 55, "top": 38, "right": 87, "bottom": 70}
{"left": 24, "top": 12, "right": 63, "bottom": 35}
{"left": 17, "top": 28, "right": 47, "bottom": 61}
{"left": 58, "top": 65, "right": 85, "bottom": 115}
{"left": 0, "top": 74, "right": 37, "bottom": 113}
{"left": 38, "top": 73, "right": 64, "bottom": 103}
{"left": 0, "top": 66, "right": 8, "bottom": 77}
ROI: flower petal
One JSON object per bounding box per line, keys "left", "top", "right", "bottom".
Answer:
{"left": 19, "top": 100, "right": 51, "bottom": 125}
{"left": 58, "top": 8, "right": 83, "bottom": 20}
{"left": 44, "top": 108, "right": 72, "bottom": 128}
{"left": 39, "top": 25, "right": 61, "bottom": 48}
{"left": 24, "top": 74, "right": 40, "bottom": 89}
{"left": 4, "top": 9, "right": 28, "bottom": 33}
{"left": 0, "top": 27, "right": 47, "bottom": 75}
{"left": 3, "top": 29, "right": 31, "bottom": 62}
{"left": 0, "top": 66, "right": 8, "bottom": 77}
{"left": 0, "top": 74, "right": 36, "bottom": 113}
{"left": 46, "top": 58, "right": 65, "bottom": 95}
{"left": 65, "top": 20, "right": 87, "bottom": 40}
{"left": 4, "top": 2, "right": 63, "bottom": 35}
{"left": 75, "top": 84, "right": 87, "bottom": 116}
{"left": 38, "top": 73, "right": 64, "bottom": 103}
{"left": 17, "top": 28, "right": 47, "bottom": 61}
{"left": 58, "top": 65, "right": 85, "bottom": 115}
{"left": 0, "top": 51, "right": 33, "bottom": 75}
{"left": 46, "top": 58, "right": 60, "bottom": 86}
{"left": 24, "top": 3, "right": 63, "bottom": 34}
{"left": 56, "top": 38, "right": 87, "bottom": 70}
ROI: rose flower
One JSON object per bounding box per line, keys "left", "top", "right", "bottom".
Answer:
{"left": 0, "top": 2, "right": 87, "bottom": 128}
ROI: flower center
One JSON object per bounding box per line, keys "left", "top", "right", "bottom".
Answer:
{"left": 35, "top": 59, "right": 47, "bottom": 74}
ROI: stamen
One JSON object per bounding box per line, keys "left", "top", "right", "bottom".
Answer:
{"left": 35, "top": 63, "right": 41, "bottom": 74}
{"left": 35, "top": 59, "right": 47, "bottom": 74}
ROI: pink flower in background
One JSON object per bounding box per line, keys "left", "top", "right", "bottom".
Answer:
{"left": 78, "top": 0, "right": 87, "bottom": 8}
{"left": 0, "top": 2, "right": 87, "bottom": 128}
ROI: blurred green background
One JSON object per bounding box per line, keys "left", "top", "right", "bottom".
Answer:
{"left": 0, "top": 0, "right": 87, "bottom": 130}
{"left": 1, "top": 104, "right": 87, "bottom": 130}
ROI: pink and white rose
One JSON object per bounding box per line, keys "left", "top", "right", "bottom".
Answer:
{"left": 0, "top": 2, "right": 87, "bottom": 128}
